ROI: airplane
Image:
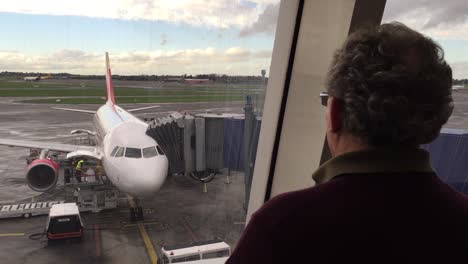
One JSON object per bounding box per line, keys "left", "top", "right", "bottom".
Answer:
{"left": 452, "top": 85, "right": 464, "bottom": 91}
{"left": 40, "top": 73, "right": 53, "bottom": 80}
{"left": 24, "top": 76, "right": 40, "bottom": 81}
{"left": 24, "top": 74, "right": 53, "bottom": 81}
{"left": 0, "top": 53, "right": 169, "bottom": 196}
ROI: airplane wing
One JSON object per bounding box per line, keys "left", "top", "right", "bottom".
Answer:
{"left": 127, "top": 105, "right": 160, "bottom": 112}
{"left": 0, "top": 138, "right": 95, "bottom": 153}
{"left": 52, "top": 107, "right": 96, "bottom": 114}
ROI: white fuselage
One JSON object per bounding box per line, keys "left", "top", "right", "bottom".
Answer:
{"left": 92, "top": 102, "right": 168, "bottom": 196}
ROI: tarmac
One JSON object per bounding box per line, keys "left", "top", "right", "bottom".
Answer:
{"left": 0, "top": 97, "right": 247, "bottom": 263}
{"left": 445, "top": 89, "right": 468, "bottom": 130}
{"left": 0, "top": 89, "right": 467, "bottom": 263}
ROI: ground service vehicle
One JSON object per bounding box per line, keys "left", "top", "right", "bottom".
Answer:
{"left": 46, "top": 203, "right": 83, "bottom": 240}
{"left": 161, "top": 240, "right": 230, "bottom": 263}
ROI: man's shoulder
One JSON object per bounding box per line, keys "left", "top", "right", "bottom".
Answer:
{"left": 253, "top": 172, "right": 468, "bottom": 225}
{"left": 252, "top": 182, "right": 339, "bottom": 226}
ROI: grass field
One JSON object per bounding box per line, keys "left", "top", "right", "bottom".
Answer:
{"left": 21, "top": 95, "right": 245, "bottom": 104}
{"left": 0, "top": 88, "right": 247, "bottom": 97}
{"left": 0, "top": 80, "right": 262, "bottom": 104}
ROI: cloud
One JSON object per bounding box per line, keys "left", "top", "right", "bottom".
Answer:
{"left": 225, "top": 47, "right": 251, "bottom": 58}
{"left": 383, "top": 0, "right": 468, "bottom": 29}
{"left": 451, "top": 61, "right": 468, "bottom": 79}
{"left": 0, "top": 48, "right": 273, "bottom": 76}
{"left": 239, "top": 3, "right": 279, "bottom": 37}
{"left": 423, "top": 24, "right": 468, "bottom": 41}
{"left": 383, "top": 0, "right": 468, "bottom": 40}
{"left": 4, "top": 47, "right": 461, "bottom": 78}
{"left": 380, "top": 1, "right": 468, "bottom": 77}
{"left": 0, "top": 0, "right": 278, "bottom": 31}
{"left": 254, "top": 49, "right": 272, "bottom": 58}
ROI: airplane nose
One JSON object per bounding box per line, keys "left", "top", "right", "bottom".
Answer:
{"left": 127, "top": 156, "right": 169, "bottom": 196}
{"left": 138, "top": 167, "right": 167, "bottom": 195}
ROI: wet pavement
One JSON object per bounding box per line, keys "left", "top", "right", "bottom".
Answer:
{"left": 0, "top": 97, "right": 246, "bottom": 263}
{"left": 1, "top": 88, "right": 466, "bottom": 263}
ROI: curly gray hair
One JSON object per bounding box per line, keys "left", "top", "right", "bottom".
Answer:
{"left": 326, "top": 22, "right": 454, "bottom": 146}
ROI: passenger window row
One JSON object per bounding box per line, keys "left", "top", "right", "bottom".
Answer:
{"left": 110, "top": 146, "right": 165, "bottom": 158}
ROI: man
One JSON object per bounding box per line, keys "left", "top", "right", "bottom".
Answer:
{"left": 227, "top": 23, "right": 468, "bottom": 263}
{"left": 74, "top": 159, "right": 84, "bottom": 183}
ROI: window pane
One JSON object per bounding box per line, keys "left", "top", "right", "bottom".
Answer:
{"left": 185, "top": 255, "right": 201, "bottom": 261}
{"left": 110, "top": 146, "right": 120, "bottom": 157}
{"left": 115, "top": 147, "right": 125, "bottom": 157}
{"left": 125, "top": 147, "right": 142, "bottom": 158}
{"left": 143, "top": 146, "right": 158, "bottom": 158}
{"left": 0, "top": 0, "right": 280, "bottom": 261}
{"left": 202, "top": 252, "right": 220, "bottom": 260}
{"left": 156, "top": 145, "right": 165, "bottom": 156}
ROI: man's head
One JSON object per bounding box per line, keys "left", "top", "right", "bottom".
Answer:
{"left": 325, "top": 22, "right": 453, "bottom": 157}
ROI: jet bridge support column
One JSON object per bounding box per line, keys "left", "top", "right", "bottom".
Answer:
{"left": 195, "top": 118, "right": 206, "bottom": 172}
{"left": 184, "top": 116, "right": 195, "bottom": 175}
{"left": 244, "top": 96, "right": 255, "bottom": 209}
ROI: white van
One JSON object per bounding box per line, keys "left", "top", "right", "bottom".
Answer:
{"left": 46, "top": 203, "right": 84, "bottom": 240}
{"left": 161, "top": 240, "right": 231, "bottom": 263}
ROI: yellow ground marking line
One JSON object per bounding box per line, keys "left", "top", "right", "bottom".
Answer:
{"left": 0, "top": 233, "right": 24, "bottom": 237}
{"left": 124, "top": 221, "right": 160, "bottom": 228}
{"left": 138, "top": 223, "right": 158, "bottom": 264}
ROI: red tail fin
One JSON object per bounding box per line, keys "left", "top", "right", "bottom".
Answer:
{"left": 105, "top": 52, "right": 115, "bottom": 104}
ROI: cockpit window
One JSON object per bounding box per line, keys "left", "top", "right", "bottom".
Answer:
{"left": 125, "top": 147, "right": 142, "bottom": 158}
{"left": 110, "top": 146, "right": 119, "bottom": 156}
{"left": 156, "top": 146, "right": 165, "bottom": 155}
{"left": 143, "top": 146, "right": 158, "bottom": 158}
{"left": 115, "top": 147, "right": 124, "bottom": 157}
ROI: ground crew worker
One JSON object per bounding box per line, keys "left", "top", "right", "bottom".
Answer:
{"left": 75, "top": 159, "right": 84, "bottom": 183}
{"left": 73, "top": 188, "right": 80, "bottom": 204}
{"left": 95, "top": 163, "right": 105, "bottom": 183}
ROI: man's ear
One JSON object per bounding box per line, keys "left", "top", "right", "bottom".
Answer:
{"left": 328, "top": 96, "right": 343, "bottom": 132}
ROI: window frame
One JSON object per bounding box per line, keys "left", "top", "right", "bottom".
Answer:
{"left": 246, "top": 0, "right": 386, "bottom": 222}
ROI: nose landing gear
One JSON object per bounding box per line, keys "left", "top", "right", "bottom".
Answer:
{"left": 127, "top": 196, "right": 144, "bottom": 222}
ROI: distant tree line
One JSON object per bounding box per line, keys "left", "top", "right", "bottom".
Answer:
{"left": 0, "top": 71, "right": 267, "bottom": 84}
{"left": 1, "top": 71, "right": 465, "bottom": 86}
{"left": 453, "top": 79, "right": 468, "bottom": 86}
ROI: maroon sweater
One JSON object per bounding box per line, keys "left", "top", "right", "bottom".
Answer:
{"left": 227, "top": 148, "right": 468, "bottom": 263}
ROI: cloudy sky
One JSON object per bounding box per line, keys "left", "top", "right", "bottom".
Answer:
{"left": 0, "top": 0, "right": 279, "bottom": 76}
{"left": 383, "top": 0, "right": 468, "bottom": 79}
{"left": 0, "top": 0, "right": 466, "bottom": 78}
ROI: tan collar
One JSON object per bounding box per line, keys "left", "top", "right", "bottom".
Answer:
{"left": 312, "top": 147, "right": 434, "bottom": 184}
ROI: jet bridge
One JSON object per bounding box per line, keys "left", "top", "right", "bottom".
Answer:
{"left": 146, "top": 97, "right": 262, "bottom": 205}
{"left": 146, "top": 112, "right": 250, "bottom": 176}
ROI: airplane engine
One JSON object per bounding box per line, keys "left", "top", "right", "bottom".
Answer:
{"left": 26, "top": 159, "right": 59, "bottom": 192}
